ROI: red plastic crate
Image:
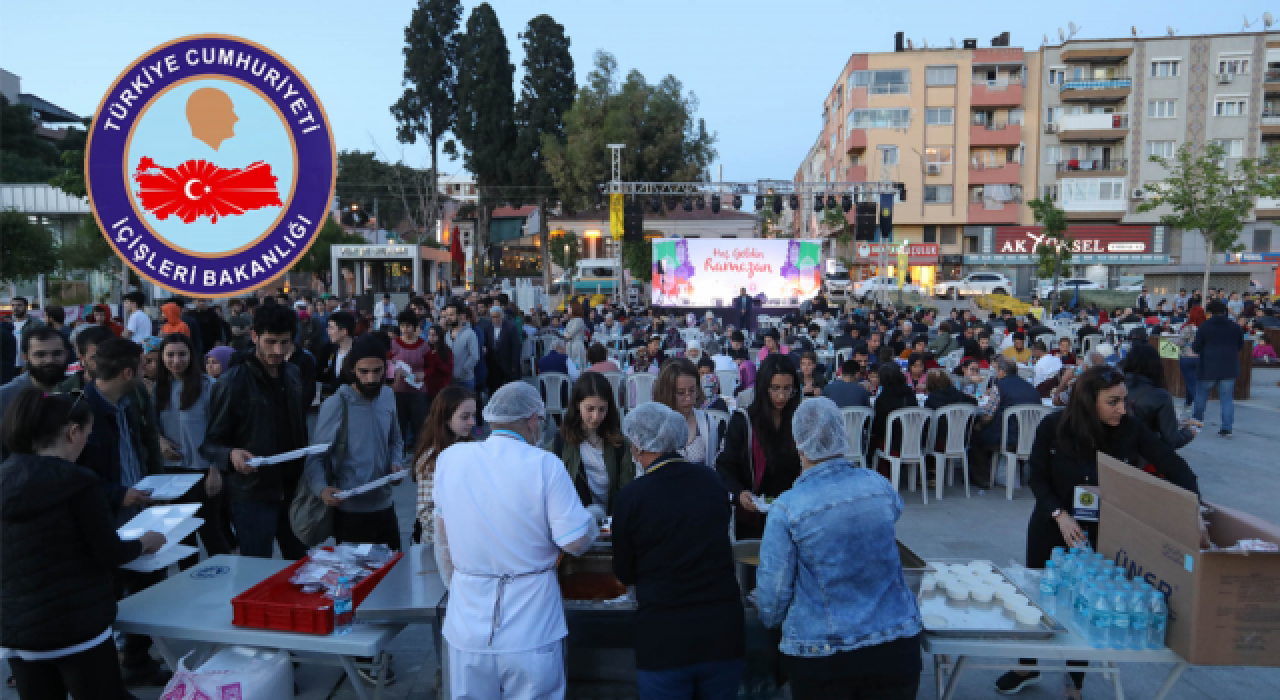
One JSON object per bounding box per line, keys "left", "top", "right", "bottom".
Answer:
{"left": 231, "top": 549, "right": 403, "bottom": 635}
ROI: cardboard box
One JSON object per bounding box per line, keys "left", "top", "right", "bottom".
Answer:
{"left": 1098, "top": 453, "right": 1280, "bottom": 666}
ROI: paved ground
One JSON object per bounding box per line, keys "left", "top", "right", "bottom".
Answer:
{"left": 11, "top": 369, "right": 1276, "bottom": 700}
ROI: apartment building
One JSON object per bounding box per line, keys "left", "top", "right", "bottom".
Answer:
{"left": 797, "top": 32, "right": 1041, "bottom": 291}
{"left": 800, "top": 30, "right": 1280, "bottom": 296}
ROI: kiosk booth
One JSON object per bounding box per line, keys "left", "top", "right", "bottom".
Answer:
{"left": 329, "top": 244, "right": 453, "bottom": 299}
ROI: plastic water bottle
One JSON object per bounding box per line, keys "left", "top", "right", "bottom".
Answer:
{"left": 1110, "top": 584, "right": 1132, "bottom": 649}
{"left": 1088, "top": 582, "right": 1111, "bottom": 648}
{"left": 1040, "top": 561, "right": 1060, "bottom": 610}
{"left": 1073, "top": 567, "right": 1099, "bottom": 623}
{"left": 1148, "top": 590, "right": 1169, "bottom": 650}
{"left": 1050, "top": 547, "right": 1066, "bottom": 567}
{"left": 1129, "top": 585, "right": 1150, "bottom": 650}
{"left": 333, "top": 576, "right": 354, "bottom": 635}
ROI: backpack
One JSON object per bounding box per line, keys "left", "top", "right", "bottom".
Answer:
{"left": 288, "top": 397, "right": 348, "bottom": 547}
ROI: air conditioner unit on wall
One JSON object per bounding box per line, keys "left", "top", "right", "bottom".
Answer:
{"left": 1044, "top": 123, "right": 1059, "bottom": 134}
{"left": 1132, "top": 187, "right": 1146, "bottom": 200}
{"left": 1217, "top": 73, "right": 1233, "bottom": 84}
{"left": 926, "top": 163, "right": 942, "bottom": 175}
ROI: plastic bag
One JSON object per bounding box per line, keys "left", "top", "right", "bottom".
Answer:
{"left": 160, "top": 647, "right": 292, "bottom": 700}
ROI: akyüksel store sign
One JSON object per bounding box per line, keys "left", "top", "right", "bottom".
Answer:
{"left": 966, "top": 225, "right": 1168, "bottom": 265}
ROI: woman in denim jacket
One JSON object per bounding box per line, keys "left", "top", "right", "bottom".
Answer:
{"left": 756, "top": 397, "right": 923, "bottom": 700}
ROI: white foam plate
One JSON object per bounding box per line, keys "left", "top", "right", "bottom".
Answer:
{"left": 122, "top": 544, "right": 198, "bottom": 572}
{"left": 133, "top": 473, "right": 203, "bottom": 501}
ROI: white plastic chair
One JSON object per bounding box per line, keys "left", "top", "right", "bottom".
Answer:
{"left": 736, "top": 387, "right": 755, "bottom": 410}
{"left": 599, "top": 371, "right": 627, "bottom": 414}
{"left": 705, "top": 409, "right": 731, "bottom": 446}
{"left": 716, "top": 369, "right": 740, "bottom": 397}
{"left": 992, "top": 405, "right": 1052, "bottom": 500}
{"left": 1081, "top": 333, "right": 1104, "bottom": 357}
{"left": 835, "top": 347, "right": 854, "bottom": 367}
{"left": 840, "top": 406, "right": 874, "bottom": 468}
{"left": 537, "top": 372, "right": 571, "bottom": 425}
{"left": 927, "top": 404, "right": 979, "bottom": 500}
{"left": 624, "top": 373, "right": 657, "bottom": 410}
{"left": 520, "top": 336, "right": 536, "bottom": 377}
{"left": 873, "top": 408, "right": 934, "bottom": 503}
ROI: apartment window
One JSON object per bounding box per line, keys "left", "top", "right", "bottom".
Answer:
{"left": 1211, "top": 139, "right": 1244, "bottom": 157}
{"left": 835, "top": 85, "right": 843, "bottom": 108}
{"left": 878, "top": 146, "right": 899, "bottom": 165}
{"left": 1048, "top": 68, "right": 1066, "bottom": 85}
{"left": 1255, "top": 229, "right": 1272, "bottom": 252}
{"left": 1150, "top": 60, "right": 1180, "bottom": 78}
{"left": 1219, "top": 57, "right": 1250, "bottom": 75}
{"left": 830, "top": 130, "right": 838, "bottom": 152}
{"left": 1046, "top": 106, "right": 1063, "bottom": 124}
{"left": 1148, "top": 100, "right": 1177, "bottom": 118}
{"left": 923, "top": 225, "right": 938, "bottom": 242}
{"left": 830, "top": 167, "right": 837, "bottom": 182}
{"left": 926, "top": 65, "right": 957, "bottom": 86}
{"left": 925, "top": 147, "right": 953, "bottom": 164}
{"left": 1061, "top": 178, "right": 1125, "bottom": 206}
{"left": 1041, "top": 185, "right": 1059, "bottom": 202}
{"left": 1008, "top": 108, "right": 1025, "bottom": 125}
{"left": 1045, "top": 146, "right": 1062, "bottom": 164}
{"left": 968, "top": 237, "right": 980, "bottom": 253}
{"left": 926, "top": 107, "right": 954, "bottom": 125}
{"left": 940, "top": 226, "right": 958, "bottom": 245}
{"left": 849, "top": 108, "right": 911, "bottom": 129}
{"left": 1153, "top": 226, "right": 1165, "bottom": 253}
{"left": 849, "top": 69, "right": 910, "bottom": 95}
{"left": 1148, "top": 141, "right": 1175, "bottom": 158}
{"left": 1215, "top": 98, "right": 1247, "bottom": 116}
{"left": 924, "top": 186, "right": 954, "bottom": 204}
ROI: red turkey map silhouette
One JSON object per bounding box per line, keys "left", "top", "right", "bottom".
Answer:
{"left": 132, "top": 157, "right": 282, "bottom": 224}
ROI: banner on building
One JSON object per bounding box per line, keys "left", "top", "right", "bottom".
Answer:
{"left": 650, "top": 238, "right": 822, "bottom": 307}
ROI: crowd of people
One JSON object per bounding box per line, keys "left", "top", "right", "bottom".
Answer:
{"left": 0, "top": 280, "right": 1273, "bottom": 700}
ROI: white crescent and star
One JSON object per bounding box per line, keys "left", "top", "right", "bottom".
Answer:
{"left": 183, "top": 178, "right": 212, "bottom": 200}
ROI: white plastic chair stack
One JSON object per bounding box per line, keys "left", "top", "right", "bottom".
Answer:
{"left": 993, "top": 405, "right": 1052, "bottom": 500}
{"left": 624, "top": 373, "right": 657, "bottom": 410}
{"left": 537, "top": 373, "right": 571, "bottom": 426}
{"left": 716, "top": 369, "right": 740, "bottom": 397}
{"left": 840, "top": 406, "right": 874, "bottom": 468}
{"left": 1081, "top": 334, "right": 1104, "bottom": 357}
{"left": 872, "top": 408, "right": 933, "bottom": 503}
{"left": 926, "top": 404, "right": 979, "bottom": 500}
{"left": 599, "top": 372, "right": 627, "bottom": 415}
{"left": 941, "top": 350, "right": 964, "bottom": 372}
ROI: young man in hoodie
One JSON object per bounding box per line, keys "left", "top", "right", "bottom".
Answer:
{"left": 307, "top": 334, "right": 405, "bottom": 549}
{"left": 442, "top": 301, "right": 479, "bottom": 390}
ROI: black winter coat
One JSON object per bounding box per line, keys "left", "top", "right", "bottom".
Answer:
{"left": 715, "top": 410, "right": 801, "bottom": 539}
{"left": 200, "top": 352, "right": 309, "bottom": 502}
{"left": 1124, "top": 375, "right": 1194, "bottom": 449}
{"left": 1, "top": 454, "right": 143, "bottom": 651}
{"left": 1025, "top": 412, "right": 1199, "bottom": 568}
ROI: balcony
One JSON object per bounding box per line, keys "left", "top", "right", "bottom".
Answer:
{"left": 1060, "top": 181, "right": 1127, "bottom": 220}
{"left": 967, "top": 200, "right": 1020, "bottom": 224}
{"left": 845, "top": 129, "right": 867, "bottom": 153}
{"left": 971, "top": 80, "right": 1024, "bottom": 107}
{"left": 1262, "top": 115, "right": 1280, "bottom": 138}
{"left": 1266, "top": 69, "right": 1280, "bottom": 93}
{"left": 1256, "top": 195, "right": 1280, "bottom": 218}
{"left": 1060, "top": 47, "right": 1132, "bottom": 63}
{"left": 846, "top": 165, "right": 867, "bottom": 182}
{"left": 969, "top": 122, "right": 1023, "bottom": 146}
{"left": 1056, "top": 112, "right": 1129, "bottom": 141}
{"left": 1055, "top": 159, "right": 1129, "bottom": 177}
{"left": 1060, "top": 78, "right": 1131, "bottom": 102}
{"left": 969, "top": 161, "right": 1021, "bottom": 185}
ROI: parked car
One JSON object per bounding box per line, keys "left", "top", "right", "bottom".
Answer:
{"left": 933, "top": 272, "right": 1013, "bottom": 299}
{"left": 1036, "top": 277, "right": 1105, "bottom": 298}
{"left": 853, "top": 276, "right": 921, "bottom": 300}
{"left": 823, "top": 268, "right": 852, "bottom": 299}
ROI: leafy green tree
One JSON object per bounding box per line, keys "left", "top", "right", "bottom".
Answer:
{"left": 0, "top": 96, "right": 62, "bottom": 183}
{"left": 391, "top": 0, "right": 462, "bottom": 243}
{"left": 59, "top": 217, "right": 117, "bottom": 274}
{"left": 512, "top": 14, "right": 575, "bottom": 289}
{"left": 1140, "top": 142, "right": 1280, "bottom": 295}
{"left": 549, "top": 230, "right": 579, "bottom": 272}
{"left": 336, "top": 150, "right": 429, "bottom": 234}
{"left": 822, "top": 205, "right": 852, "bottom": 258}
{"left": 294, "top": 216, "right": 372, "bottom": 290}
{"left": 0, "top": 211, "right": 58, "bottom": 282}
{"left": 543, "top": 51, "right": 717, "bottom": 214}
{"left": 621, "top": 238, "right": 652, "bottom": 287}
{"left": 455, "top": 2, "right": 517, "bottom": 285}
{"left": 1026, "top": 195, "right": 1072, "bottom": 302}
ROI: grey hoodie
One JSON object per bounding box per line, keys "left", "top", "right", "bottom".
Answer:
{"left": 304, "top": 384, "right": 403, "bottom": 513}
{"left": 445, "top": 320, "right": 478, "bottom": 382}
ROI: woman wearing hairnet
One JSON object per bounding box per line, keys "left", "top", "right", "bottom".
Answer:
{"left": 715, "top": 354, "right": 803, "bottom": 539}
{"left": 611, "top": 403, "right": 744, "bottom": 699}
{"left": 755, "top": 398, "right": 923, "bottom": 700}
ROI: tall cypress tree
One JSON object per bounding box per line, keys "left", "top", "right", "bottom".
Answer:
{"left": 390, "top": 0, "right": 462, "bottom": 245}
{"left": 513, "top": 14, "right": 575, "bottom": 288}
{"left": 455, "top": 2, "right": 516, "bottom": 283}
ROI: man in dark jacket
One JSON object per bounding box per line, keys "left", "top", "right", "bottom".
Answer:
{"left": 971, "top": 357, "right": 1042, "bottom": 487}
{"left": 1192, "top": 300, "right": 1244, "bottom": 437}
{"left": 733, "top": 287, "right": 754, "bottom": 333}
{"left": 200, "top": 304, "right": 309, "bottom": 559}
{"left": 488, "top": 305, "right": 522, "bottom": 390}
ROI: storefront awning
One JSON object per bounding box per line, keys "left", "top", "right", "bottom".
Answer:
{"left": 489, "top": 218, "right": 527, "bottom": 244}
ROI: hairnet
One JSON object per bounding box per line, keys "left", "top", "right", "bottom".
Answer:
{"left": 482, "top": 381, "right": 545, "bottom": 423}
{"left": 791, "top": 397, "right": 849, "bottom": 462}
{"left": 621, "top": 402, "right": 688, "bottom": 454}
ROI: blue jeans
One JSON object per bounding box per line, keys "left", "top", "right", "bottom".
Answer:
{"left": 636, "top": 658, "right": 744, "bottom": 700}
{"left": 1193, "top": 378, "right": 1236, "bottom": 433}
{"left": 230, "top": 498, "right": 307, "bottom": 559}
{"left": 1177, "top": 357, "right": 1198, "bottom": 406}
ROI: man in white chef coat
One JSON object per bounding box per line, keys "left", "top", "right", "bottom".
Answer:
{"left": 433, "top": 381, "right": 599, "bottom": 699}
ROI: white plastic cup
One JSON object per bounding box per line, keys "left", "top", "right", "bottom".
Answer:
{"left": 1003, "top": 593, "right": 1029, "bottom": 611}
{"left": 946, "top": 583, "right": 971, "bottom": 602}
{"left": 1015, "top": 605, "right": 1043, "bottom": 626}
{"left": 970, "top": 583, "right": 995, "bottom": 603}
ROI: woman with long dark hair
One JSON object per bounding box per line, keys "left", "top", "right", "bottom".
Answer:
{"left": 413, "top": 386, "right": 476, "bottom": 544}
{"left": 653, "top": 358, "right": 724, "bottom": 469}
{"left": 422, "top": 324, "right": 455, "bottom": 405}
{"left": 1, "top": 390, "right": 165, "bottom": 699}
{"left": 715, "top": 354, "right": 803, "bottom": 539}
{"left": 550, "top": 373, "right": 635, "bottom": 515}
{"left": 155, "top": 333, "right": 230, "bottom": 564}
{"left": 1122, "top": 344, "right": 1196, "bottom": 449}
{"left": 996, "top": 366, "right": 1200, "bottom": 697}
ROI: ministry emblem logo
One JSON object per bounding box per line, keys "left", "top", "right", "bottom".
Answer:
{"left": 86, "top": 35, "right": 335, "bottom": 296}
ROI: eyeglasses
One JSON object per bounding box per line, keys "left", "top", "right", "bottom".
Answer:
{"left": 767, "top": 386, "right": 797, "bottom": 397}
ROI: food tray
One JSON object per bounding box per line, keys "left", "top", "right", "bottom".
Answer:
{"left": 911, "top": 559, "right": 1066, "bottom": 640}
{"left": 231, "top": 548, "right": 403, "bottom": 635}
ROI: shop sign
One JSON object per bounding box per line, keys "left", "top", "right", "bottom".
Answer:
{"left": 994, "top": 225, "right": 1152, "bottom": 255}
{"left": 853, "top": 242, "right": 939, "bottom": 264}
{"left": 1234, "top": 252, "right": 1280, "bottom": 263}
{"left": 965, "top": 253, "right": 1169, "bottom": 265}
{"left": 333, "top": 245, "right": 414, "bottom": 258}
